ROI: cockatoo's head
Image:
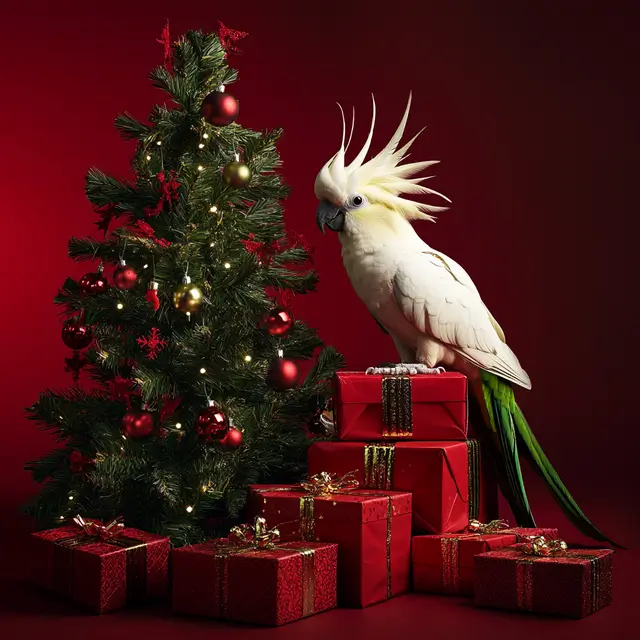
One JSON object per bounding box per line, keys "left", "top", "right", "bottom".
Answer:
{"left": 314, "top": 93, "right": 450, "bottom": 235}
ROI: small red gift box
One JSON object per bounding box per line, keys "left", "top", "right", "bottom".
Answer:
{"left": 248, "top": 482, "right": 412, "bottom": 608}
{"left": 308, "top": 440, "right": 484, "bottom": 533}
{"left": 172, "top": 536, "right": 337, "bottom": 626}
{"left": 31, "top": 517, "right": 169, "bottom": 614}
{"left": 474, "top": 547, "right": 614, "bottom": 618}
{"left": 334, "top": 371, "right": 467, "bottom": 441}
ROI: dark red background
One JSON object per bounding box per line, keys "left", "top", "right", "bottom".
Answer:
{"left": 1, "top": 0, "right": 638, "bottom": 636}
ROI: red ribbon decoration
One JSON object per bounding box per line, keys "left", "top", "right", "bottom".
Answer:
{"left": 135, "top": 220, "right": 171, "bottom": 248}
{"left": 69, "top": 450, "right": 95, "bottom": 475}
{"left": 218, "top": 21, "right": 248, "bottom": 56}
{"left": 159, "top": 395, "right": 182, "bottom": 424}
{"left": 108, "top": 377, "right": 138, "bottom": 409}
{"left": 157, "top": 20, "right": 173, "bottom": 71}
{"left": 145, "top": 171, "right": 180, "bottom": 218}
{"left": 72, "top": 515, "right": 126, "bottom": 542}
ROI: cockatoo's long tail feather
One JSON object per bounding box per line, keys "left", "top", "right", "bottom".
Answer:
{"left": 480, "top": 371, "right": 622, "bottom": 548}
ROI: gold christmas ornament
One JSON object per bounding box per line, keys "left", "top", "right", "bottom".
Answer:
{"left": 173, "top": 275, "right": 203, "bottom": 313}
{"left": 222, "top": 160, "right": 252, "bottom": 188}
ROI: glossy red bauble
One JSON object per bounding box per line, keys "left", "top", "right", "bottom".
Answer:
{"left": 79, "top": 270, "right": 109, "bottom": 295}
{"left": 121, "top": 410, "right": 155, "bottom": 439}
{"left": 196, "top": 404, "right": 230, "bottom": 442}
{"left": 61, "top": 318, "right": 93, "bottom": 350}
{"left": 266, "top": 357, "right": 299, "bottom": 391}
{"left": 222, "top": 427, "right": 243, "bottom": 449}
{"left": 200, "top": 90, "right": 239, "bottom": 126}
{"left": 113, "top": 262, "right": 138, "bottom": 290}
{"left": 263, "top": 307, "right": 293, "bottom": 336}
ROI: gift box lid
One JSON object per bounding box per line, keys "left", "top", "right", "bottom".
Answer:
{"left": 250, "top": 484, "right": 412, "bottom": 524}
{"left": 334, "top": 371, "right": 467, "bottom": 404}
{"left": 174, "top": 538, "right": 338, "bottom": 561}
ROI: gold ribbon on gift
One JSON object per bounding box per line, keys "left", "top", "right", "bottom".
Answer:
{"left": 300, "top": 471, "right": 359, "bottom": 496}
{"left": 466, "top": 519, "right": 511, "bottom": 535}
{"left": 381, "top": 376, "right": 413, "bottom": 436}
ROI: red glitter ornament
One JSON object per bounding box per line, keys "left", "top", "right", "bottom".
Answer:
{"left": 222, "top": 427, "right": 243, "bottom": 449}
{"left": 137, "top": 327, "right": 168, "bottom": 360}
{"left": 201, "top": 90, "right": 239, "bottom": 126}
{"left": 266, "top": 357, "right": 299, "bottom": 391}
{"left": 196, "top": 403, "right": 230, "bottom": 442}
{"left": 121, "top": 409, "right": 155, "bottom": 439}
{"left": 145, "top": 281, "right": 161, "bottom": 311}
{"left": 263, "top": 307, "right": 293, "bottom": 336}
{"left": 79, "top": 266, "right": 109, "bottom": 295}
{"left": 61, "top": 318, "right": 93, "bottom": 350}
{"left": 113, "top": 261, "right": 137, "bottom": 290}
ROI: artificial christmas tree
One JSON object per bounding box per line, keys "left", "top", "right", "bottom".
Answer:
{"left": 24, "top": 26, "right": 342, "bottom": 546}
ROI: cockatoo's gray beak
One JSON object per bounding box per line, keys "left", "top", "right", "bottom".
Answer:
{"left": 316, "top": 200, "right": 345, "bottom": 233}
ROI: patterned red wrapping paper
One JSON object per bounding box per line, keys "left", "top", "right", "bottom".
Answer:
{"left": 31, "top": 525, "right": 169, "bottom": 613}
{"left": 248, "top": 485, "right": 412, "bottom": 608}
{"left": 474, "top": 548, "right": 614, "bottom": 618}
{"left": 334, "top": 371, "right": 467, "bottom": 441}
{"left": 308, "top": 440, "right": 484, "bottom": 533}
{"left": 412, "top": 527, "right": 559, "bottom": 595}
{"left": 172, "top": 540, "right": 337, "bottom": 626}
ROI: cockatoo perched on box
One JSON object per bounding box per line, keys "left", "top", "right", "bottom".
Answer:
{"left": 314, "top": 94, "right": 615, "bottom": 545}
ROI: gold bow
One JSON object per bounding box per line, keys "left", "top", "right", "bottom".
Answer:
{"left": 516, "top": 535, "right": 568, "bottom": 557}
{"left": 466, "top": 519, "right": 511, "bottom": 534}
{"left": 228, "top": 516, "right": 281, "bottom": 549}
{"left": 72, "top": 514, "right": 125, "bottom": 541}
{"left": 299, "top": 471, "right": 360, "bottom": 496}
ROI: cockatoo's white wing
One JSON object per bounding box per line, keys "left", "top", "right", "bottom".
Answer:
{"left": 393, "top": 251, "right": 531, "bottom": 389}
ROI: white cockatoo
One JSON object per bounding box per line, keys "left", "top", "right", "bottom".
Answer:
{"left": 314, "top": 94, "right": 614, "bottom": 545}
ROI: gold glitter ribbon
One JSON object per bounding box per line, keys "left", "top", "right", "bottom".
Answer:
{"left": 466, "top": 440, "right": 480, "bottom": 519}
{"left": 381, "top": 376, "right": 413, "bottom": 436}
{"left": 364, "top": 443, "right": 395, "bottom": 489}
{"left": 300, "top": 471, "right": 359, "bottom": 496}
{"left": 466, "top": 519, "right": 511, "bottom": 534}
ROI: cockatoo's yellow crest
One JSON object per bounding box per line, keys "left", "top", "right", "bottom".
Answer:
{"left": 314, "top": 93, "right": 450, "bottom": 221}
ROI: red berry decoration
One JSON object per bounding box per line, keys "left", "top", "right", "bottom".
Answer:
{"left": 79, "top": 266, "right": 109, "bottom": 295}
{"left": 200, "top": 90, "right": 239, "bottom": 126}
{"left": 266, "top": 357, "right": 299, "bottom": 391}
{"left": 61, "top": 317, "right": 93, "bottom": 350}
{"left": 222, "top": 427, "right": 243, "bottom": 449}
{"left": 113, "top": 260, "right": 138, "bottom": 290}
{"left": 196, "top": 403, "right": 230, "bottom": 442}
{"left": 121, "top": 409, "right": 155, "bottom": 439}
{"left": 263, "top": 307, "right": 293, "bottom": 336}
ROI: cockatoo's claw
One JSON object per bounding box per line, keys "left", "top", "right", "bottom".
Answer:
{"left": 365, "top": 364, "right": 445, "bottom": 375}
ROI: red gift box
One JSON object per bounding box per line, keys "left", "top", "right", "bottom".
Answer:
{"left": 31, "top": 520, "right": 169, "bottom": 613}
{"left": 474, "top": 547, "right": 614, "bottom": 618}
{"left": 334, "top": 371, "right": 467, "bottom": 441}
{"left": 172, "top": 539, "right": 337, "bottom": 626}
{"left": 248, "top": 484, "right": 412, "bottom": 608}
{"left": 308, "top": 440, "right": 483, "bottom": 533}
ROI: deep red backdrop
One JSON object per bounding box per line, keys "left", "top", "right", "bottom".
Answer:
{"left": 1, "top": 0, "right": 638, "bottom": 550}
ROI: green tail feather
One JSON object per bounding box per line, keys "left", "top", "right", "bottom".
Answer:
{"left": 481, "top": 371, "right": 621, "bottom": 548}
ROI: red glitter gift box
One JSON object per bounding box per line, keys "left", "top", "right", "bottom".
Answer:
{"left": 30, "top": 517, "right": 169, "bottom": 614}
{"left": 172, "top": 537, "right": 337, "bottom": 626}
{"left": 474, "top": 547, "right": 614, "bottom": 618}
{"left": 412, "top": 526, "right": 559, "bottom": 595}
{"left": 308, "top": 440, "right": 484, "bottom": 533}
{"left": 248, "top": 482, "right": 412, "bottom": 608}
{"left": 333, "top": 371, "right": 467, "bottom": 441}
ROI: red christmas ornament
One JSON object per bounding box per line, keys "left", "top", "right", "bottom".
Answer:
{"left": 222, "top": 427, "right": 243, "bottom": 449}
{"left": 266, "top": 357, "right": 299, "bottom": 391}
{"left": 196, "top": 403, "right": 230, "bottom": 442}
{"left": 137, "top": 327, "right": 168, "bottom": 360}
{"left": 64, "top": 351, "right": 90, "bottom": 383}
{"left": 200, "top": 90, "right": 239, "bottom": 126}
{"left": 62, "top": 318, "right": 93, "bottom": 350}
{"left": 69, "top": 450, "right": 95, "bottom": 475}
{"left": 145, "top": 281, "right": 161, "bottom": 311}
{"left": 121, "top": 409, "right": 155, "bottom": 439}
{"left": 263, "top": 307, "right": 293, "bottom": 336}
{"left": 79, "top": 266, "right": 109, "bottom": 295}
{"left": 113, "top": 260, "right": 138, "bottom": 290}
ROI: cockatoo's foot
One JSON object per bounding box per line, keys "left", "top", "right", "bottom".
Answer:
{"left": 365, "top": 363, "right": 446, "bottom": 375}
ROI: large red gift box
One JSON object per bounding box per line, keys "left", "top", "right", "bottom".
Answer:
{"left": 31, "top": 521, "right": 169, "bottom": 613}
{"left": 248, "top": 484, "right": 412, "bottom": 608}
{"left": 412, "top": 527, "right": 559, "bottom": 595}
{"left": 474, "top": 547, "right": 614, "bottom": 618}
{"left": 308, "top": 440, "right": 482, "bottom": 533}
{"left": 172, "top": 539, "right": 337, "bottom": 626}
{"left": 334, "top": 371, "right": 467, "bottom": 441}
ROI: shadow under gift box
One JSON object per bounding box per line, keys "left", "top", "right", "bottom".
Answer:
{"left": 30, "top": 526, "right": 170, "bottom": 614}
{"left": 248, "top": 485, "right": 412, "bottom": 608}
{"left": 333, "top": 371, "right": 468, "bottom": 441}
{"left": 172, "top": 540, "right": 338, "bottom": 626}
{"left": 308, "top": 440, "right": 488, "bottom": 533}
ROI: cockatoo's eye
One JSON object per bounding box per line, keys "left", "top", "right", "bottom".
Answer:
{"left": 349, "top": 194, "right": 365, "bottom": 208}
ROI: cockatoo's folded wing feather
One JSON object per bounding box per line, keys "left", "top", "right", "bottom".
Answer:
{"left": 393, "top": 251, "right": 531, "bottom": 389}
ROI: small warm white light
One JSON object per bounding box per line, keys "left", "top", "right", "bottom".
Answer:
{"left": 59, "top": 415, "right": 64, "bottom": 420}
{"left": 156, "top": 140, "right": 162, "bottom": 146}
{"left": 116, "top": 303, "right": 124, "bottom": 310}
{"left": 186, "top": 506, "right": 193, "bottom": 513}
{"left": 146, "top": 155, "right": 151, "bottom": 161}
{"left": 197, "top": 165, "right": 204, "bottom": 171}
{"left": 122, "top": 434, "right": 127, "bottom": 440}
{"left": 277, "top": 349, "right": 284, "bottom": 358}
{"left": 202, "top": 485, "right": 209, "bottom": 492}
{"left": 200, "top": 367, "right": 207, "bottom": 374}
{"left": 219, "top": 85, "right": 225, "bottom": 92}
{"left": 198, "top": 143, "right": 205, "bottom": 149}
{"left": 234, "top": 152, "right": 240, "bottom": 162}
{"left": 203, "top": 133, "right": 209, "bottom": 139}
{"left": 224, "top": 262, "right": 231, "bottom": 269}
{"left": 244, "top": 355, "right": 252, "bottom": 362}
{"left": 143, "top": 264, "right": 149, "bottom": 269}
{"left": 209, "top": 205, "right": 217, "bottom": 213}
{"left": 68, "top": 495, "right": 74, "bottom": 501}
{"left": 186, "top": 311, "right": 191, "bottom": 317}
{"left": 175, "top": 422, "right": 182, "bottom": 429}
{"left": 60, "top": 516, "right": 65, "bottom": 521}
{"left": 209, "top": 242, "right": 215, "bottom": 247}
{"left": 120, "top": 446, "right": 125, "bottom": 451}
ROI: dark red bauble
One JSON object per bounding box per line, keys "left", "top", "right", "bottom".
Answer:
{"left": 222, "top": 427, "right": 243, "bottom": 449}
{"left": 121, "top": 410, "right": 155, "bottom": 439}
{"left": 79, "top": 270, "right": 109, "bottom": 295}
{"left": 266, "top": 357, "right": 299, "bottom": 391}
{"left": 263, "top": 307, "right": 293, "bottom": 336}
{"left": 61, "top": 318, "right": 93, "bottom": 350}
{"left": 200, "top": 91, "right": 239, "bottom": 126}
{"left": 113, "top": 263, "right": 138, "bottom": 290}
{"left": 196, "top": 404, "right": 230, "bottom": 442}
